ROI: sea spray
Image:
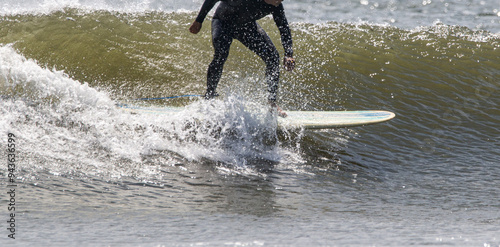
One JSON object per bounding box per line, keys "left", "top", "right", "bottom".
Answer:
{"left": 1, "top": 45, "right": 307, "bottom": 180}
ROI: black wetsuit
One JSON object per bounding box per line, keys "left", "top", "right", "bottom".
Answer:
{"left": 194, "top": 0, "right": 293, "bottom": 102}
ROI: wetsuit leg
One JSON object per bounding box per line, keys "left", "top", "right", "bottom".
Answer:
{"left": 235, "top": 22, "right": 280, "bottom": 102}
{"left": 206, "top": 19, "right": 233, "bottom": 99}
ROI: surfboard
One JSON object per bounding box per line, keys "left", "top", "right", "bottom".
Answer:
{"left": 279, "top": 110, "right": 395, "bottom": 129}
{"left": 118, "top": 104, "right": 395, "bottom": 129}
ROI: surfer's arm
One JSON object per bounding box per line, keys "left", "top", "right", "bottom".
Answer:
{"left": 272, "top": 4, "right": 295, "bottom": 71}
{"left": 190, "top": 0, "right": 219, "bottom": 34}
{"left": 195, "top": 0, "right": 219, "bottom": 23}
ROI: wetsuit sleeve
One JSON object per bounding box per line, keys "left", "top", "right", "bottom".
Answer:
{"left": 272, "top": 5, "right": 293, "bottom": 57}
{"left": 195, "top": 0, "right": 219, "bottom": 23}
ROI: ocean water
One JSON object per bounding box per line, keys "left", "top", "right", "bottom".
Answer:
{"left": 1, "top": 0, "right": 499, "bottom": 246}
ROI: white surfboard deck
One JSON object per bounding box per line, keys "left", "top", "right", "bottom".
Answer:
{"left": 279, "top": 110, "right": 395, "bottom": 129}
{"left": 118, "top": 104, "right": 395, "bottom": 129}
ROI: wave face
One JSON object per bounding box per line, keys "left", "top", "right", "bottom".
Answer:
{"left": 1, "top": 8, "right": 499, "bottom": 246}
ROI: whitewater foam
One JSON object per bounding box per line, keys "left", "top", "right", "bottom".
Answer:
{"left": 1, "top": 45, "right": 305, "bottom": 180}
{"left": 0, "top": 0, "right": 202, "bottom": 16}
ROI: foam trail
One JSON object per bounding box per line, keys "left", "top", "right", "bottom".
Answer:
{"left": 0, "top": 45, "right": 145, "bottom": 177}
{"left": 1, "top": 45, "right": 303, "bottom": 179}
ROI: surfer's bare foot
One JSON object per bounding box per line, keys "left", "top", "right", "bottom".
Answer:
{"left": 204, "top": 91, "right": 219, "bottom": 100}
{"left": 269, "top": 101, "right": 287, "bottom": 118}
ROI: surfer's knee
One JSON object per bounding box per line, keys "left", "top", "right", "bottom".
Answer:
{"left": 267, "top": 49, "right": 280, "bottom": 68}
{"left": 211, "top": 49, "right": 229, "bottom": 66}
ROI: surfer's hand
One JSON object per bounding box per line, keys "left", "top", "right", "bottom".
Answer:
{"left": 284, "top": 56, "right": 295, "bottom": 71}
{"left": 189, "top": 21, "right": 202, "bottom": 34}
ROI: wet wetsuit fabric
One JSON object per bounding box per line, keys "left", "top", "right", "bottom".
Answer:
{"left": 194, "top": 0, "right": 293, "bottom": 102}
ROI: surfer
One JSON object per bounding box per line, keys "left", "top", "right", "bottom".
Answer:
{"left": 190, "top": 0, "right": 295, "bottom": 117}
